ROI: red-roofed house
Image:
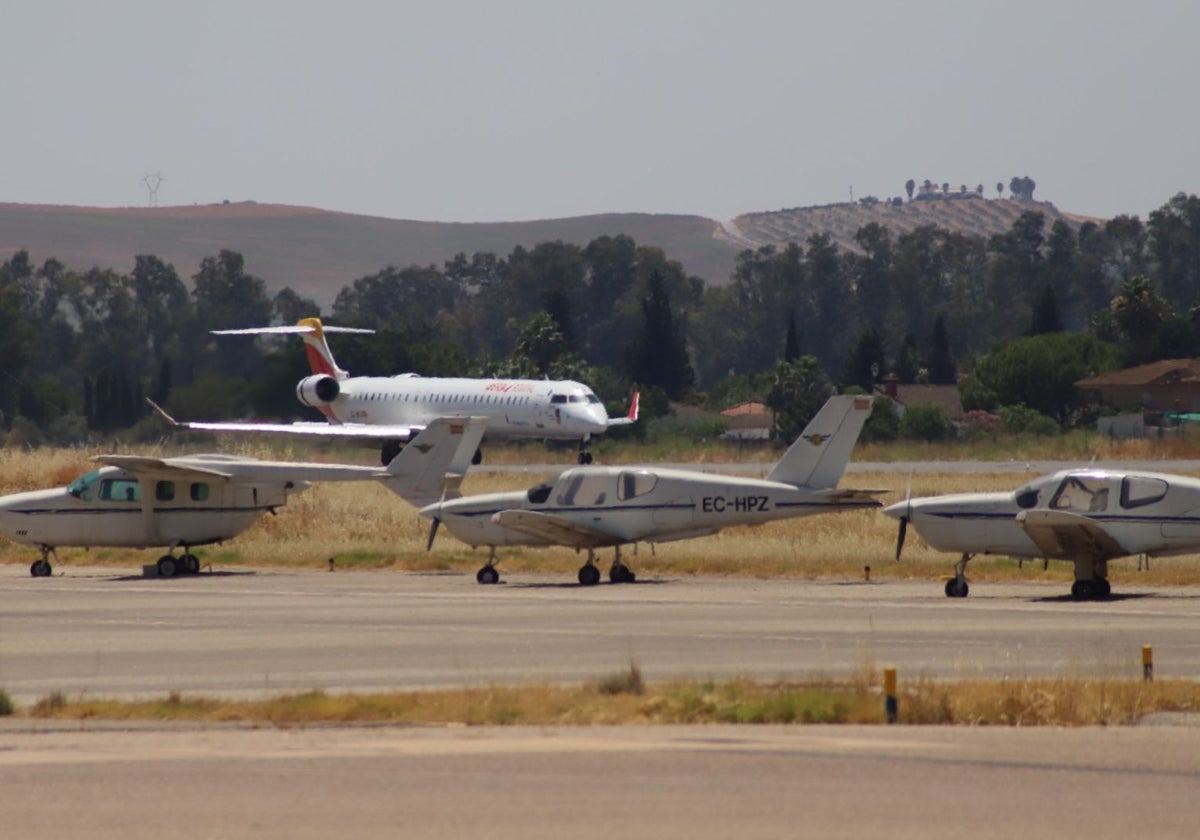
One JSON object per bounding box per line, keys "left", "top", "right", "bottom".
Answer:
{"left": 1075, "top": 359, "right": 1200, "bottom": 412}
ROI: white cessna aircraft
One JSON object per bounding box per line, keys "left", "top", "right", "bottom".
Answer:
{"left": 0, "top": 417, "right": 487, "bottom": 578}
{"left": 420, "top": 395, "right": 883, "bottom": 585}
{"left": 885, "top": 466, "right": 1200, "bottom": 599}
{"left": 183, "top": 317, "right": 637, "bottom": 465}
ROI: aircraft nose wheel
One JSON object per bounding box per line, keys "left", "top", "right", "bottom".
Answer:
{"left": 944, "top": 578, "right": 969, "bottom": 598}
{"left": 577, "top": 452, "right": 593, "bottom": 465}
{"left": 30, "top": 559, "right": 52, "bottom": 577}
{"left": 476, "top": 566, "right": 500, "bottom": 585}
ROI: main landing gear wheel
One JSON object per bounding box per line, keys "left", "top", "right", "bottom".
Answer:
{"left": 156, "top": 555, "right": 179, "bottom": 578}
{"left": 471, "top": 448, "right": 483, "bottom": 466}
{"left": 30, "top": 559, "right": 52, "bottom": 577}
{"left": 476, "top": 566, "right": 500, "bottom": 585}
{"left": 577, "top": 452, "right": 594, "bottom": 465}
{"left": 609, "top": 564, "right": 636, "bottom": 584}
{"left": 944, "top": 578, "right": 969, "bottom": 598}
{"left": 1071, "top": 579, "right": 1110, "bottom": 600}
{"left": 578, "top": 564, "right": 601, "bottom": 586}
{"left": 183, "top": 554, "right": 200, "bottom": 574}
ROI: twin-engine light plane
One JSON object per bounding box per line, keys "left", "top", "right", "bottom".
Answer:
{"left": 885, "top": 466, "right": 1200, "bottom": 599}
{"left": 0, "top": 417, "right": 487, "bottom": 578}
{"left": 174, "top": 318, "right": 636, "bottom": 465}
{"left": 422, "top": 395, "right": 883, "bottom": 585}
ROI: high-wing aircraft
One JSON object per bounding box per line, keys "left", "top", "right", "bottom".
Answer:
{"left": 420, "top": 395, "right": 883, "bottom": 585}
{"left": 174, "top": 317, "right": 637, "bottom": 465}
{"left": 884, "top": 466, "right": 1200, "bottom": 599}
{"left": 0, "top": 417, "right": 486, "bottom": 578}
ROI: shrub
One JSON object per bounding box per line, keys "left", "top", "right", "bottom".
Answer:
{"left": 898, "top": 402, "right": 954, "bottom": 442}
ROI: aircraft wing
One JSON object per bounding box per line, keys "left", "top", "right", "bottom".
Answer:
{"left": 811, "top": 487, "right": 888, "bottom": 506}
{"left": 1016, "top": 509, "right": 1129, "bottom": 560}
{"left": 491, "top": 510, "right": 620, "bottom": 548}
{"left": 95, "top": 455, "right": 237, "bottom": 481}
{"left": 148, "top": 399, "right": 422, "bottom": 441}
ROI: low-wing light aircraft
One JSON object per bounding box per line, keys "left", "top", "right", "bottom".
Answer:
{"left": 884, "top": 466, "right": 1200, "bottom": 599}
{"left": 0, "top": 417, "right": 487, "bottom": 578}
{"left": 421, "top": 395, "right": 883, "bottom": 585}
{"left": 176, "top": 317, "right": 637, "bottom": 465}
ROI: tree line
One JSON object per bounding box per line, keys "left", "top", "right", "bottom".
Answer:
{"left": 2, "top": 191, "right": 1199, "bottom": 446}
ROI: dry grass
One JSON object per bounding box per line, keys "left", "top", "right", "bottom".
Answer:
{"left": 4, "top": 443, "right": 1200, "bottom": 586}
{"left": 20, "top": 673, "right": 1200, "bottom": 726}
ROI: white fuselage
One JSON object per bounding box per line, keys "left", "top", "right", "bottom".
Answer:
{"left": 423, "top": 466, "right": 879, "bottom": 548}
{"left": 0, "top": 465, "right": 301, "bottom": 550}
{"left": 313, "top": 375, "right": 612, "bottom": 441}
{"left": 884, "top": 469, "right": 1200, "bottom": 560}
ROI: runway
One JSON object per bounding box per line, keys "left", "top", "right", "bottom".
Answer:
{"left": 3, "top": 564, "right": 1200, "bottom": 704}
{"left": 3, "top": 565, "right": 1200, "bottom": 839}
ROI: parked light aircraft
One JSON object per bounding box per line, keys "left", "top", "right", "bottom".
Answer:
{"left": 0, "top": 417, "right": 487, "bottom": 578}
{"left": 182, "top": 317, "right": 637, "bottom": 465}
{"left": 884, "top": 466, "right": 1200, "bottom": 599}
{"left": 421, "top": 395, "right": 883, "bottom": 585}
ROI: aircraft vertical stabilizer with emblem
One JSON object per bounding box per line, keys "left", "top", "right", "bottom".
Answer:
{"left": 380, "top": 416, "right": 489, "bottom": 507}
{"left": 765, "top": 395, "right": 873, "bottom": 489}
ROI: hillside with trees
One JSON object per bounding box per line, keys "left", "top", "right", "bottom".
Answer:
{"left": 3, "top": 186, "right": 1199, "bottom": 447}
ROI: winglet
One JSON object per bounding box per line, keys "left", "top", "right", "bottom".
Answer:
{"left": 146, "top": 398, "right": 178, "bottom": 427}
{"left": 606, "top": 391, "right": 640, "bottom": 428}
{"left": 765, "top": 395, "right": 873, "bottom": 489}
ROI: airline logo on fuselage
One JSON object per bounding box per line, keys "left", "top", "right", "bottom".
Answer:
{"left": 485, "top": 383, "right": 536, "bottom": 394}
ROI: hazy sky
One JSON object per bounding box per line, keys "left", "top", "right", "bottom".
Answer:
{"left": 4, "top": 1, "right": 1197, "bottom": 223}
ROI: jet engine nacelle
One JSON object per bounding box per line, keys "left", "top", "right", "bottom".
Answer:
{"left": 296, "top": 374, "right": 341, "bottom": 407}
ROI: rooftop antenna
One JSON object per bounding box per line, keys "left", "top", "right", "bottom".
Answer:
{"left": 142, "top": 172, "right": 165, "bottom": 208}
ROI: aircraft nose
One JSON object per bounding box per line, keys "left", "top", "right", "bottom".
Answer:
{"left": 882, "top": 500, "right": 906, "bottom": 520}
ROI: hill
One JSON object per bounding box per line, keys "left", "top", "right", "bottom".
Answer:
{"left": 729, "top": 196, "right": 1096, "bottom": 251}
{"left": 0, "top": 196, "right": 1101, "bottom": 306}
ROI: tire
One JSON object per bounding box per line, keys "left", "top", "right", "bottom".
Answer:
{"left": 184, "top": 554, "right": 200, "bottom": 574}
{"left": 944, "top": 578, "right": 968, "bottom": 598}
{"left": 476, "top": 566, "right": 499, "bottom": 585}
{"left": 578, "top": 565, "right": 600, "bottom": 586}
{"left": 157, "top": 556, "right": 178, "bottom": 578}
{"left": 30, "top": 559, "right": 52, "bottom": 577}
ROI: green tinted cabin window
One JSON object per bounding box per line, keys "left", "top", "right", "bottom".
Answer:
{"left": 67, "top": 470, "right": 100, "bottom": 501}
{"left": 156, "top": 481, "right": 175, "bottom": 501}
{"left": 100, "top": 478, "right": 140, "bottom": 503}
{"left": 190, "top": 483, "right": 210, "bottom": 502}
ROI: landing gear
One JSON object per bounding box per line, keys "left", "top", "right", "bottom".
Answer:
{"left": 156, "top": 547, "right": 201, "bottom": 579}
{"left": 476, "top": 547, "right": 500, "bottom": 584}
{"left": 472, "top": 448, "right": 483, "bottom": 466}
{"left": 577, "top": 435, "right": 594, "bottom": 465}
{"left": 29, "top": 546, "right": 57, "bottom": 577}
{"left": 578, "top": 548, "right": 602, "bottom": 586}
{"left": 944, "top": 553, "right": 972, "bottom": 598}
{"left": 608, "top": 545, "right": 635, "bottom": 584}
{"left": 577, "top": 547, "right": 635, "bottom": 585}
{"left": 1070, "top": 558, "right": 1111, "bottom": 600}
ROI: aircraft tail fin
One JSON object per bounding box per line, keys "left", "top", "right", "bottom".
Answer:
{"left": 380, "top": 416, "right": 488, "bottom": 507}
{"left": 765, "top": 395, "right": 873, "bottom": 489}
{"left": 210, "top": 317, "right": 374, "bottom": 381}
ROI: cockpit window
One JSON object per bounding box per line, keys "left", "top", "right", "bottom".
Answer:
{"left": 1050, "top": 475, "right": 1110, "bottom": 513}
{"left": 99, "top": 478, "right": 141, "bottom": 503}
{"left": 555, "top": 474, "right": 608, "bottom": 506}
{"left": 586, "top": 394, "right": 602, "bottom": 404}
{"left": 1120, "top": 476, "right": 1167, "bottom": 509}
{"left": 1014, "top": 488, "right": 1040, "bottom": 509}
{"left": 568, "top": 394, "right": 587, "bottom": 404}
{"left": 550, "top": 394, "right": 568, "bottom": 404}
{"left": 526, "top": 481, "right": 553, "bottom": 504}
{"left": 617, "top": 471, "right": 657, "bottom": 501}
{"left": 67, "top": 470, "right": 100, "bottom": 501}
